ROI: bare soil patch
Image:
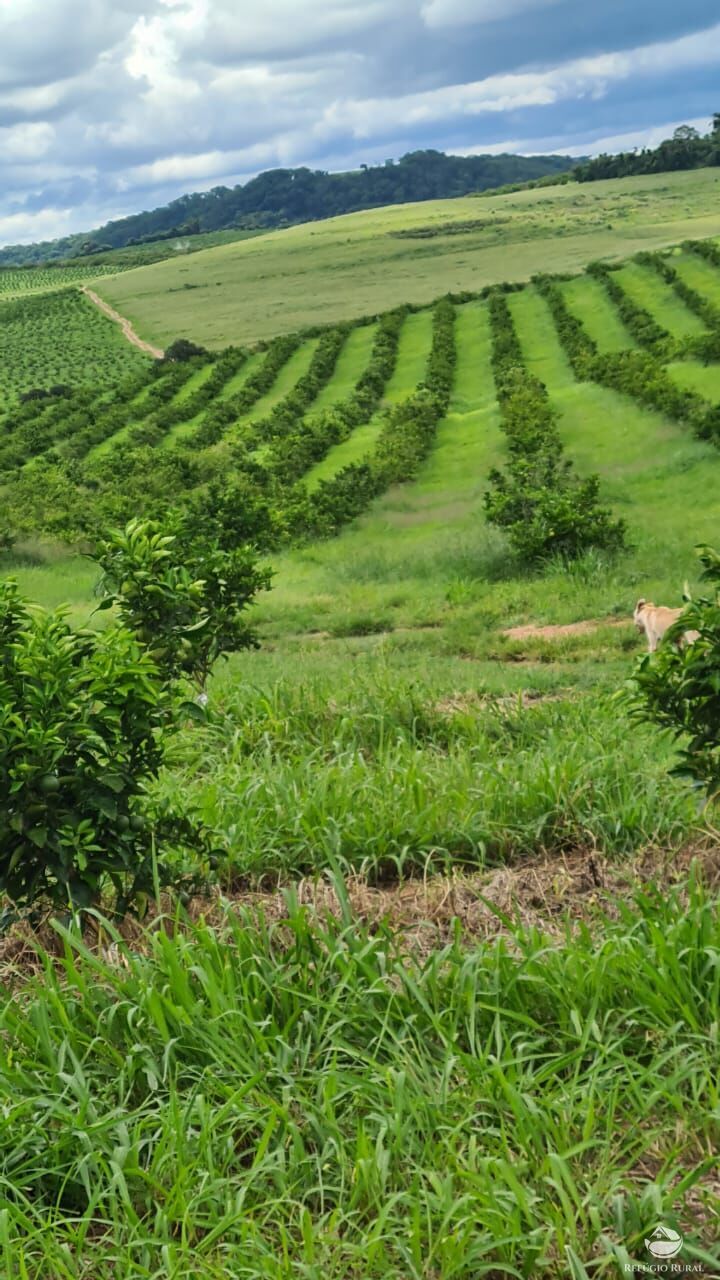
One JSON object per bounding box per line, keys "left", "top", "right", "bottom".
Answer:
{"left": 502, "top": 618, "right": 631, "bottom": 641}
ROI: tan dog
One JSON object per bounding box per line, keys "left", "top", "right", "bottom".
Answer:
{"left": 633, "top": 598, "right": 699, "bottom": 653}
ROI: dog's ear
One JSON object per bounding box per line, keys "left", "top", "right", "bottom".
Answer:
{"left": 634, "top": 598, "right": 646, "bottom": 611}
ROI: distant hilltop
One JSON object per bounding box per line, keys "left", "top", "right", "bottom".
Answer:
{"left": 0, "top": 149, "right": 577, "bottom": 267}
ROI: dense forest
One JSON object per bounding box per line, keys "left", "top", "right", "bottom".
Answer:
{"left": 574, "top": 115, "right": 720, "bottom": 183}
{"left": 0, "top": 149, "right": 575, "bottom": 266}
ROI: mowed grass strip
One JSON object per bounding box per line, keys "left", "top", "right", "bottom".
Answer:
{"left": 673, "top": 249, "right": 720, "bottom": 309}
{"left": 380, "top": 300, "right": 503, "bottom": 533}
{"left": 306, "top": 308, "right": 434, "bottom": 487}
{"left": 215, "top": 349, "right": 265, "bottom": 400}
{"left": 560, "top": 273, "right": 636, "bottom": 352}
{"left": 664, "top": 359, "right": 720, "bottom": 400}
{"left": 614, "top": 261, "right": 707, "bottom": 338}
{"left": 162, "top": 357, "right": 265, "bottom": 447}
{"left": 509, "top": 286, "right": 720, "bottom": 595}
{"left": 224, "top": 337, "right": 320, "bottom": 442}
{"left": 310, "top": 321, "right": 378, "bottom": 414}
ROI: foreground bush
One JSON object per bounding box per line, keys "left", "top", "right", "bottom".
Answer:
{"left": 0, "top": 580, "right": 173, "bottom": 914}
{"left": 631, "top": 543, "right": 720, "bottom": 800}
{"left": 0, "top": 516, "right": 271, "bottom": 915}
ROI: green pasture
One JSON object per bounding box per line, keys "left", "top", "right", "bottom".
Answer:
{"left": 96, "top": 168, "right": 720, "bottom": 348}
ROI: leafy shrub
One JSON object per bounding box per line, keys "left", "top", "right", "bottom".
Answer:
{"left": 93, "top": 516, "right": 271, "bottom": 695}
{"left": 0, "top": 580, "right": 175, "bottom": 914}
{"left": 485, "top": 448, "right": 626, "bottom": 563}
{"left": 162, "top": 338, "right": 209, "bottom": 362}
{"left": 630, "top": 544, "right": 720, "bottom": 799}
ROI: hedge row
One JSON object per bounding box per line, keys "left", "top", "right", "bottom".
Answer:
{"left": 535, "top": 274, "right": 720, "bottom": 445}
{"left": 532, "top": 274, "right": 597, "bottom": 375}
{"left": 263, "top": 310, "right": 406, "bottom": 486}
{"left": 59, "top": 363, "right": 199, "bottom": 461}
{"left": 687, "top": 239, "right": 720, "bottom": 269}
{"left": 101, "top": 349, "right": 254, "bottom": 454}
{"left": 586, "top": 261, "right": 674, "bottom": 357}
{"left": 298, "top": 298, "right": 456, "bottom": 539}
{"left": 181, "top": 334, "right": 303, "bottom": 450}
{"left": 484, "top": 289, "right": 625, "bottom": 563}
{"left": 0, "top": 364, "right": 189, "bottom": 473}
{"left": 248, "top": 327, "right": 348, "bottom": 446}
{"left": 636, "top": 251, "right": 720, "bottom": 331}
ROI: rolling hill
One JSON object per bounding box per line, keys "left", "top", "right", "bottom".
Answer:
{"left": 91, "top": 166, "right": 720, "bottom": 346}
{"left": 0, "top": 148, "right": 577, "bottom": 267}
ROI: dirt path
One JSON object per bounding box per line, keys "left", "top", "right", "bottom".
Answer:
{"left": 82, "top": 287, "right": 165, "bottom": 359}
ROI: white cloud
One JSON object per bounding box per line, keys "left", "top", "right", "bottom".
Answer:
{"left": 0, "top": 1, "right": 719, "bottom": 245}
{"left": 456, "top": 116, "right": 712, "bottom": 158}
{"left": 319, "top": 21, "right": 720, "bottom": 140}
{"left": 0, "top": 206, "right": 76, "bottom": 244}
{"left": 562, "top": 116, "right": 713, "bottom": 157}
{"left": 0, "top": 121, "right": 54, "bottom": 159}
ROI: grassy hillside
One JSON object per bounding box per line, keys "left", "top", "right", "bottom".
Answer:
{"left": 96, "top": 167, "right": 720, "bottom": 347}
{"left": 2, "top": 211, "right": 720, "bottom": 1272}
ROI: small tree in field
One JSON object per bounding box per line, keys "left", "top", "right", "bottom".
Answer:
{"left": 630, "top": 544, "right": 720, "bottom": 800}
{"left": 484, "top": 450, "right": 625, "bottom": 565}
{"left": 93, "top": 516, "right": 271, "bottom": 699}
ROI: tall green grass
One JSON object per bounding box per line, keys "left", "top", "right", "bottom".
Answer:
{"left": 1, "top": 882, "right": 718, "bottom": 1277}
{"left": 156, "top": 673, "right": 699, "bottom": 883}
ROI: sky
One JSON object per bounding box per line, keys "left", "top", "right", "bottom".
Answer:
{"left": 0, "top": 0, "right": 718, "bottom": 246}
